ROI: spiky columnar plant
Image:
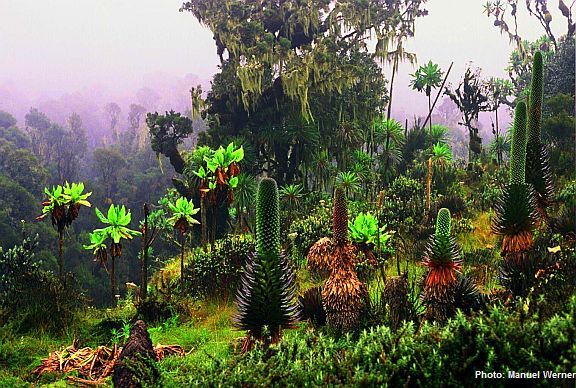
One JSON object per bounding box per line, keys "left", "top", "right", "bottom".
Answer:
{"left": 422, "top": 208, "right": 463, "bottom": 321}
{"left": 235, "top": 178, "right": 298, "bottom": 351}
{"left": 492, "top": 102, "right": 538, "bottom": 259}
{"left": 333, "top": 187, "right": 348, "bottom": 246}
{"left": 525, "top": 51, "right": 553, "bottom": 218}
{"left": 307, "top": 188, "right": 367, "bottom": 332}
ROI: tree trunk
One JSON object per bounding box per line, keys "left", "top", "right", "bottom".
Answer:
{"left": 236, "top": 202, "right": 242, "bottom": 233}
{"left": 211, "top": 207, "right": 217, "bottom": 246}
{"left": 111, "top": 255, "right": 117, "bottom": 306}
{"left": 58, "top": 229, "right": 64, "bottom": 278}
{"left": 387, "top": 56, "right": 398, "bottom": 121}
{"left": 140, "top": 203, "right": 149, "bottom": 301}
{"left": 426, "top": 157, "right": 432, "bottom": 210}
{"left": 428, "top": 94, "right": 433, "bottom": 133}
{"left": 201, "top": 196, "right": 207, "bottom": 246}
{"left": 180, "top": 232, "right": 185, "bottom": 286}
{"left": 495, "top": 107, "right": 501, "bottom": 165}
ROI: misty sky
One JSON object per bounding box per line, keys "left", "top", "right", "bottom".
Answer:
{"left": 0, "top": 0, "right": 565, "bottom": 120}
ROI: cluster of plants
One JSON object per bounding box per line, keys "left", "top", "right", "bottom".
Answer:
{"left": 0, "top": 235, "right": 86, "bottom": 334}
{"left": 185, "top": 235, "right": 254, "bottom": 300}
{"left": 287, "top": 201, "right": 332, "bottom": 264}
{"left": 174, "top": 296, "right": 576, "bottom": 386}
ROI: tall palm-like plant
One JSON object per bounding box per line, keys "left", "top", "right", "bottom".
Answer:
{"left": 410, "top": 61, "right": 443, "bottom": 132}
{"left": 426, "top": 143, "right": 452, "bottom": 210}
{"left": 336, "top": 171, "right": 361, "bottom": 197}
{"left": 279, "top": 183, "right": 304, "bottom": 209}
{"left": 429, "top": 124, "right": 450, "bottom": 145}
{"left": 167, "top": 197, "right": 200, "bottom": 285}
{"left": 383, "top": 38, "right": 417, "bottom": 122}
{"left": 38, "top": 182, "right": 91, "bottom": 277}
{"left": 232, "top": 173, "right": 257, "bottom": 232}
{"left": 279, "top": 183, "right": 304, "bottom": 227}
{"left": 374, "top": 117, "right": 405, "bottom": 179}
{"left": 235, "top": 178, "right": 298, "bottom": 351}
{"left": 85, "top": 204, "right": 141, "bottom": 305}
{"left": 313, "top": 150, "right": 331, "bottom": 192}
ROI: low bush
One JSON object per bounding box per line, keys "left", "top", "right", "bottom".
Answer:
{"left": 288, "top": 203, "right": 332, "bottom": 264}
{"left": 0, "top": 236, "right": 86, "bottom": 334}
{"left": 172, "top": 295, "right": 576, "bottom": 387}
{"left": 185, "top": 235, "right": 254, "bottom": 300}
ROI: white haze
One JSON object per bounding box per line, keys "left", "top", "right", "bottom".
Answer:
{"left": 0, "top": 0, "right": 566, "bottom": 139}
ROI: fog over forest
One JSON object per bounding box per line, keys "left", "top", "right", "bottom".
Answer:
{"left": 0, "top": 0, "right": 564, "bottom": 146}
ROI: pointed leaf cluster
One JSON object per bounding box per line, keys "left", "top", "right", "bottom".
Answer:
{"left": 234, "top": 177, "right": 298, "bottom": 347}
{"left": 89, "top": 204, "right": 141, "bottom": 248}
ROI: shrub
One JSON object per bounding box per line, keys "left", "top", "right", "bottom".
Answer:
{"left": 0, "top": 235, "right": 86, "bottom": 334}
{"left": 186, "top": 235, "right": 254, "bottom": 300}
{"left": 288, "top": 202, "right": 332, "bottom": 263}
{"left": 173, "top": 295, "right": 576, "bottom": 387}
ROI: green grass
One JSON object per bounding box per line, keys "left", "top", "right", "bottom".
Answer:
{"left": 0, "top": 298, "right": 242, "bottom": 387}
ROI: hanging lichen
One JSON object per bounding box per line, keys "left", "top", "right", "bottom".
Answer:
{"left": 237, "top": 58, "right": 265, "bottom": 111}
{"left": 180, "top": 0, "right": 428, "bottom": 121}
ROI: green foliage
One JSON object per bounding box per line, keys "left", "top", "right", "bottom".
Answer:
{"left": 0, "top": 111, "right": 17, "bottom": 129}
{"left": 62, "top": 182, "right": 92, "bottom": 209}
{"left": 0, "top": 236, "right": 85, "bottom": 334}
{"left": 335, "top": 171, "right": 361, "bottom": 195}
{"left": 348, "top": 212, "right": 391, "bottom": 248}
{"left": 146, "top": 111, "right": 194, "bottom": 173}
{"left": 431, "top": 142, "right": 452, "bottom": 170}
{"left": 187, "top": 235, "right": 254, "bottom": 299}
{"left": 175, "top": 297, "right": 576, "bottom": 386}
{"left": 509, "top": 102, "right": 528, "bottom": 185}
{"left": 204, "top": 142, "right": 244, "bottom": 174}
{"left": 380, "top": 175, "right": 425, "bottom": 230}
{"left": 38, "top": 181, "right": 92, "bottom": 230}
{"left": 166, "top": 197, "right": 200, "bottom": 233}
{"left": 93, "top": 204, "right": 141, "bottom": 245}
{"left": 429, "top": 124, "right": 449, "bottom": 144}
{"left": 410, "top": 60, "right": 443, "bottom": 96}
{"left": 235, "top": 177, "right": 298, "bottom": 344}
{"left": 279, "top": 183, "right": 304, "bottom": 208}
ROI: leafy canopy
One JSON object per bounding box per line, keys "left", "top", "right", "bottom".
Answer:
{"left": 167, "top": 197, "right": 200, "bottom": 228}
{"left": 93, "top": 204, "right": 141, "bottom": 244}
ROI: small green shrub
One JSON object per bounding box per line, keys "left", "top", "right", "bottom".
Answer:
{"left": 0, "top": 236, "right": 86, "bottom": 334}
{"left": 186, "top": 235, "right": 254, "bottom": 299}
{"left": 288, "top": 203, "right": 332, "bottom": 263}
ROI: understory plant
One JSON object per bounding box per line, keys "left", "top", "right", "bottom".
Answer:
{"left": 348, "top": 212, "right": 393, "bottom": 269}
{"left": 308, "top": 187, "right": 367, "bottom": 332}
{"left": 234, "top": 177, "right": 298, "bottom": 351}
{"left": 0, "top": 235, "right": 85, "bottom": 333}
{"left": 192, "top": 142, "right": 243, "bottom": 244}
